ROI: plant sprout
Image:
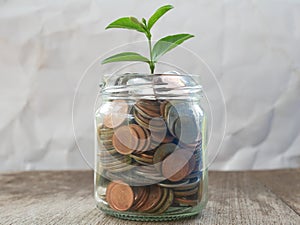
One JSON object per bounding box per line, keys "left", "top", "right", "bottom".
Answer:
{"left": 102, "top": 4, "right": 194, "bottom": 74}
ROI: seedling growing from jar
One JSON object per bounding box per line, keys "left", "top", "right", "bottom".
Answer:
{"left": 102, "top": 4, "right": 194, "bottom": 74}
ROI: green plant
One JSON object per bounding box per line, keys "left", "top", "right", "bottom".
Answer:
{"left": 101, "top": 4, "right": 194, "bottom": 74}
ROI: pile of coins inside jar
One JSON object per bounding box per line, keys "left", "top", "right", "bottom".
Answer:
{"left": 96, "top": 98, "right": 204, "bottom": 213}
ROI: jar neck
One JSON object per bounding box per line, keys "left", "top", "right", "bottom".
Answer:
{"left": 100, "top": 73, "right": 202, "bottom": 101}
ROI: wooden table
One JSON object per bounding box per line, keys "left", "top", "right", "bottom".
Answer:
{"left": 0, "top": 169, "right": 299, "bottom": 225}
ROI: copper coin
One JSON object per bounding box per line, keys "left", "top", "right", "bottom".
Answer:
{"left": 133, "top": 109, "right": 149, "bottom": 129}
{"left": 134, "top": 105, "right": 153, "bottom": 119}
{"left": 138, "top": 185, "right": 163, "bottom": 212}
{"left": 162, "top": 150, "right": 190, "bottom": 182}
{"left": 131, "top": 186, "right": 149, "bottom": 210}
{"left": 129, "top": 124, "right": 147, "bottom": 152}
{"left": 137, "top": 103, "right": 161, "bottom": 114}
{"left": 180, "top": 149, "right": 196, "bottom": 175}
{"left": 136, "top": 100, "right": 161, "bottom": 112}
{"left": 106, "top": 181, "right": 134, "bottom": 211}
{"left": 136, "top": 110, "right": 151, "bottom": 125}
{"left": 112, "top": 126, "right": 139, "bottom": 155}
{"left": 174, "top": 197, "right": 198, "bottom": 206}
{"left": 103, "top": 100, "right": 129, "bottom": 129}
{"left": 188, "top": 155, "right": 196, "bottom": 174}
{"left": 147, "top": 188, "right": 168, "bottom": 213}
{"left": 132, "top": 186, "right": 147, "bottom": 207}
{"left": 140, "top": 153, "right": 154, "bottom": 159}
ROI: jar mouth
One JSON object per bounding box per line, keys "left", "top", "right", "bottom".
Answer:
{"left": 100, "top": 73, "right": 202, "bottom": 100}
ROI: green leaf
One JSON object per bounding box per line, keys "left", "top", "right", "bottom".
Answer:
{"left": 102, "top": 52, "right": 149, "bottom": 64}
{"left": 148, "top": 5, "right": 174, "bottom": 30}
{"left": 105, "top": 17, "right": 146, "bottom": 33}
{"left": 152, "top": 34, "right": 194, "bottom": 61}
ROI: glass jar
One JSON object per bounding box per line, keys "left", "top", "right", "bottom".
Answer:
{"left": 94, "top": 73, "right": 207, "bottom": 221}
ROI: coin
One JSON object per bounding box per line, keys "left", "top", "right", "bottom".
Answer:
{"left": 187, "top": 155, "right": 196, "bottom": 174}
{"left": 166, "top": 104, "right": 179, "bottom": 136}
{"left": 135, "top": 104, "right": 160, "bottom": 118}
{"left": 140, "top": 153, "right": 154, "bottom": 159}
{"left": 197, "top": 180, "right": 203, "bottom": 201}
{"left": 103, "top": 100, "right": 129, "bottom": 129}
{"left": 132, "top": 186, "right": 147, "bottom": 208}
{"left": 174, "top": 197, "right": 198, "bottom": 206}
{"left": 136, "top": 100, "right": 161, "bottom": 117}
{"left": 134, "top": 105, "right": 153, "bottom": 119}
{"left": 147, "top": 188, "right": 169, "bottom": 213}
{"left": 186, "top": 171, "right": 202, "bottom": 180}
{"left": 112, "top": 125, "right": 139, "bottom": 155}
{"left": 151, "top": 130, "right": 173, "bottom": 144}
{"left": 133, "top": 108, "right": 150, "bottom": 129}
{"left": 137, "top": 168, "right": 159, "bottom": 177}
{"left": 138, "top": 185, "right": 163, "bottom": 212}
{"left": 129, "top": 124, "right": 151, "bottom": 153}
{"left": 134, "top": 167, "right": 164, "bottom": 180}
{"left": 106, "top": 181, "right": 134, "bottom": 211}
{"left": 160, "top": 101, "right": 168, "bottom": 117}
{"left": 148, "top": 117, "right": 166, "bottom": 131}
{"left": 153, "top": 143, "right": 177, "bottom": 171}
{"left": 173, "top": 177, "right": 200, "bottom": 191}
{"left": 104, "top": 163, "right": 135, "bottom": 173}
{"left": 134, "top": 172, "right": 164, "bottom": 181}
{"left": 158, "top": 179, "right": 190, "bottom": 188}
{"left": 155, "top": 189, "right": 174, "bottom": 214}
{"left": 162, "top": 150, "right": 190, "bottom": 182}
{"left": 174, "top": 116, "right": 201, "bottom": 145}
{"left": 174, "top": 186, "right": 199, "bottom": 197}
{"left": 136, "top": 99, "right": 160, "bottom": 108}
{"left": 101, "top": 156, "right": 131, "bottom": 168}
{"left": 129, "top": 154, "right": 153, "bottom": 164}
{"left": 131, "top": 186, "right": 149, "bottom": 211}
{"left": 98, "top": 148, "right": 117, "bottom": 157}
{"left": 163, "top": 101, "right": 173, "bottom": 120}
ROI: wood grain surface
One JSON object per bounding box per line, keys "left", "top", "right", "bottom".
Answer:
{"left": 0, "top": 169, "right": 299, "bottom": 225}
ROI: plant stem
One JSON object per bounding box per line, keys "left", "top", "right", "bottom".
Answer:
{"left": 147, "top": 35, "right": 155, "bottom": 74}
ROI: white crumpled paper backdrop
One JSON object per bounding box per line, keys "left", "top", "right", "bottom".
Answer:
{"left": 0, "top": 0, "right": 299, "bottom": 171}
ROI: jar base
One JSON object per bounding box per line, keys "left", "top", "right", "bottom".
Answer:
{"left": 97, "top": 203, "right": 206, "bottom": 222}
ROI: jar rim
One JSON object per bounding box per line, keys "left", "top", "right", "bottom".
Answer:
{"left": 100, "top": 73, "right": 203, "bottom": 101}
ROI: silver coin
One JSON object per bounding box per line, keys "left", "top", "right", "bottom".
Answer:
{"left": 158, "top": 179, "right": 190, "bottom": 188}
{"left": 173, "top": 177, "right": 201, "bottom": 190}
